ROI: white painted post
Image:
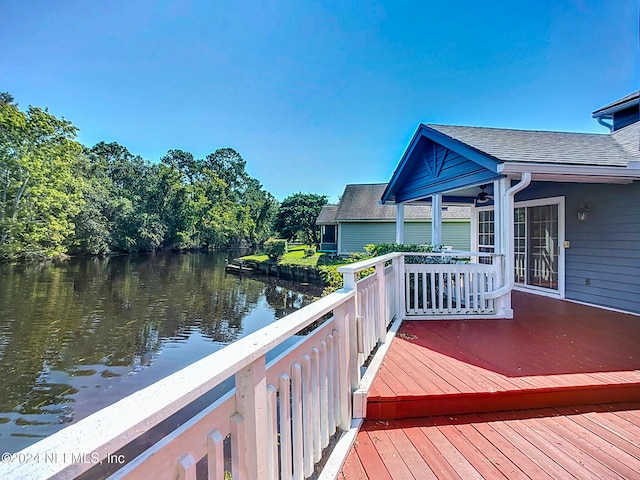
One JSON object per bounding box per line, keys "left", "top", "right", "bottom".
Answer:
{"left": 176, "top": 454, "right": 196, "bottom": 480}
{"left": 376, "top": 261, "right": 387, "bottom": 343}
{"left": 493, "top": 178, "right": 505, "bottom": 255}
{"left": 393, "top": 255, "right": 405, "bottom": 320}
{"left": 234, "top": 357, "right": 269, "bottom": 480}
{"left": 341, "top": 271, "right": 356, "bottom": 291}
{"left": 207, "top": 430, "right": 225, "bottom": 480}
{"left": 431, "top": 193, "right": 442, "bottom": 247}
{"left": 278, "top": 374, "right": 293, "bottom": 480}
{"left": 333, "top": 296, "right": 355, "bottom": 430}
{"left": 396, "top": 203, "right": 405, "bottom": 244}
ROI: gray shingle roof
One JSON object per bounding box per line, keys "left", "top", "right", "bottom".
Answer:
{"left": 329, "top": 183, "right": 470, "bottom": 222}
{"left": 592, "top": 91, "right": 639, "bottom": 116}
{"left": 316, "top": 204, "right": 338, "bottom": 224}
{"left": 611, "top": 122, "right": 640, "bottom": 159}
{"left": 425, "top": 124, "right": 635, "bottom": 167}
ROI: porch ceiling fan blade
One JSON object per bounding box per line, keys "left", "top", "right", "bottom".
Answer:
{"left": 476, "top": 184, "right": 493, "bottom": 204}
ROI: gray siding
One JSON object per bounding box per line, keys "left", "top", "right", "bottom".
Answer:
{"left": 340, "top": 223, "right": 396, "bottom": 253}
{"left": 441, "top": 222, "right": 471, "bottom": 250}
{"left": 339, "top": 221, "right": 471, "bottom": 254}
{"left": 516, "top": 181, "right": 640, "bottom": 314}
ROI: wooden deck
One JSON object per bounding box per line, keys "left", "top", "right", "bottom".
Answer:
{"left": 340, "top": 291, "right": 640, "bottom": 479}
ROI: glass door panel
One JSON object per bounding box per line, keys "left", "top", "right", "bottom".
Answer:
{"left": 526, "top": 205, "right": 558, "bottom": 289}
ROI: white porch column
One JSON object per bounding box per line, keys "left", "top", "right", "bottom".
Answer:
{"left": 496, "top": 177, "right": 512, "bottom": 317}
{"left": 493, "top": 179, "right": 507, "bottom": 255}
{"left": 395, "top": 203, "right": 404, "bottom": 244}
{"left": 431, "top": 193, "right": 442, "bottom": 247}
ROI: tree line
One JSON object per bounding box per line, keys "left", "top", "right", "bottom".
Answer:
{"left": 1, "top": 93, "right": 327, "bottom": 261}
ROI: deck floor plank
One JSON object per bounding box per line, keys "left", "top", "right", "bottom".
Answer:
{"left": 360, "top": 423, "right": 415, "bottom": 480}
{"left": 381, "top": 425, "right": 439, "bottom": 480}
{"left": 552, "top": 406, "right": 640, "bottom": 461}
{"left": 395, "top": 420, "right": 464, "bottom": 480}
{"left": 511, "top": 409, "right": 625, "bottom": 479}
{"left": 428, "top": 415, "right": 515, "bottom": 479}
{"left": 538, "top": 408, "right": 640, "bottom": 478}
{"left": 338, "top": 448, "right": 368, "bottom": 480}
{"left": 352, "top": 428, "right": 394, "bottom": 480}
{"left": 462, "top": 413, "right": 555, "bottom": 480}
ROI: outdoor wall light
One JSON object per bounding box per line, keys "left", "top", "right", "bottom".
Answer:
{"left": 577, "top": 203, "right": 589, "bottom": 221}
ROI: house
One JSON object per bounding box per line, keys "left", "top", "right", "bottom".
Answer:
{"left": 381, "top": 91, "right": 640, "bottom": 314}
{"left": 317, "top": 183, "right": 471, "bottom": 254}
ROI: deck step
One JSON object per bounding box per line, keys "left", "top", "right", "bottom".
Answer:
{"left": 366, "top": 382, "right": 640, "bottom": 419}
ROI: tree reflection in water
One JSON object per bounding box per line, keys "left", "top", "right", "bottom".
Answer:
{"left": 0, "top": 251, "right": 321, "bottom": 452}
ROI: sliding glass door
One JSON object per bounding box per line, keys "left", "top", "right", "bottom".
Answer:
{"left": 515, "top": 204, "right": 559, "bottom": 290}
{"left": 476, "top": 197, "right": 564, "bottom": 295}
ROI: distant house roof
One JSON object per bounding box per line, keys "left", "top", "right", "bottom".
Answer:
{"left": 316, "top": 204, "right": 338, "bottom": 224}
{"left": 317, "top": 183, "right": 470, "bottom": 224}
{"left": 425, "top": 122, "right": 637, "bottom": 167}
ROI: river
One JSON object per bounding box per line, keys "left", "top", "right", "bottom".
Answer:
{"left": 0, "top": 251, "right": 321, "bottom": 454}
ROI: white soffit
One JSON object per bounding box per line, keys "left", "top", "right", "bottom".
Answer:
{"left": 498, "top": 163, "right": 640, "bottom": 184}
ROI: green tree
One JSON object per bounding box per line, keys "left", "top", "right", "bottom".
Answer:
{"left": 0, "top": 96, "right": 84, "bottom": 260}
{"left": 274, "top": 193, "right": 327, "bottom": 246}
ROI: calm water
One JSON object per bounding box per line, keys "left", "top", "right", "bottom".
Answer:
{"left": 0, "top": 252, "right": 321, "bottom": 453}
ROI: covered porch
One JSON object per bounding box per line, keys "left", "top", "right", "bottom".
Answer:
{"left": 382, "top": 122, "right": 640, "bottom": 316}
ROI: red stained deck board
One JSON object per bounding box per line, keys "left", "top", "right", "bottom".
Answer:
{"left": 581, "top": 406, "right": 640, "bottom": 446}
{"left": 535, "top": 409, "right": 640, "bottom": 478}
{"left": 377, "top": 354, "right": 428, "bottom": 397}
{"left": 338, "top": 448, "right": 368, "bottom": 480}
{"left": 359, "top": 427, "right": 422, "bottom": 480}
{"left": 386, "top": 342, "right": 462, "bottom": 395}
{"left": 451, "top": 413, "right": 553, "bottom": 480}
{"left": 394, "top": 421, "right": 464, "bottom": 480}
{"left": 473, "top": 411, "right": 612, "bottom": 479}
{"left": 352, "top": 429, "right": 393, "bottom": 480}
{"left": 386, "top": 342, "right": 460, "bottom": 395}
{"left": 467, "top": 413, "right": 560, "bottom": 480}
{"left": 381, "top": 427, "right": 439, "bottom": 480}
{"left": 428, "top": 415, "right": 521, "bottom": 479}
{"left": 401, "top": 420, "right": 483, "bottom": 480}
{"left": 552, "top": 406, "right": 640, "bottom": 461}
{"left": 393, "top": 339, "right": 479, "bottom": 394}
{"left": 343, "top": 406, "right": 640, "bottom": 480}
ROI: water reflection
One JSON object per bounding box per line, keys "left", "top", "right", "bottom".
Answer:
{"left": 0, "top": 252, "right": 320, "bottom": 452}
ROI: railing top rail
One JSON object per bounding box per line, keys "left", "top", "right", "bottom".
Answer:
{"left": 337, "top": 251, "right": 503, "bottom": 276}
{"left": 412, "top": 250, "right": 504, "bottom": 257}
{"left": 337, "top": 252, "right": 402, "bottom": 274}
{"left": 3, "top": 288, "right": 356, "bottom": 479}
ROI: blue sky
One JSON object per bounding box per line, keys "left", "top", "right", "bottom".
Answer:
{"left": 2, "top": 1, "right": 638, "bottom": 202}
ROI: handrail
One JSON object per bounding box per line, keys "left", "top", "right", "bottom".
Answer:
{"left": 337, "top": 252, "right": 401, "bottom": 274}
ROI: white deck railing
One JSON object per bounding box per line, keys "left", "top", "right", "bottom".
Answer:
{"left": 402, "top": 252, "right": 504, "bottom": 318}
{"left": 1, "top": 251, "right": 507, "bottom": 480}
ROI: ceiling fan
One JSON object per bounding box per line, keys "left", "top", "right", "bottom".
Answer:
{"left": 476, "top": 185, "right": 493, "bottom": 204}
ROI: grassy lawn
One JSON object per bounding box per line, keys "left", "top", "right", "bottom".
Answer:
{"left": 240, "top": 245, "right": 343, "bottom": 268}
